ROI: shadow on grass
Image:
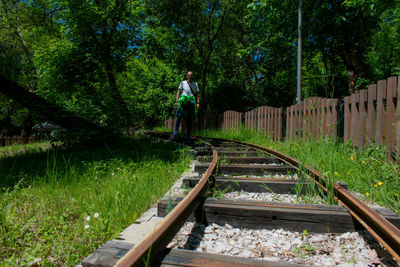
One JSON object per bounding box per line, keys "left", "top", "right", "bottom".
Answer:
{"left": 0, "top": 135, "right": 183, "bottom": 188}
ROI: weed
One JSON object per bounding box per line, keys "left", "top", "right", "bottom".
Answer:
{"left": 195, "top": 128, "right": 400, "bottom": 214}
{"left": 0, "top": 136, "right": 192, "bottom": 265}
{"left": 166, "top": 196, "right": 175, "bottom": 214}
{"left": 210, "top": 185, "right": 232, "bottom": 199}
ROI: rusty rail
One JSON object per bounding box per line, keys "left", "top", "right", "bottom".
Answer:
{"left": 115, "top": 142, "right": 218, "bottom": 267}
{"left": 233, "top": 139, "right": 400, "bottom": 262}
{"left": 123, "top": 132, "right": 400, "bottom": 264}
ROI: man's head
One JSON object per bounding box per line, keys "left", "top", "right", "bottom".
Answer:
{"left": 186, "top": 71, "right": 193, "bottom": 82}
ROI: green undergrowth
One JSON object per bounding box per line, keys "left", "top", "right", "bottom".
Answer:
{"left": 0, "top": 141, "right": 52, "bottom": 158}
{"left": 195, "top": 128, "right": 400, "bottom": 214}
{"left": 0, "top": 135, "right": 191, "bottom": 266}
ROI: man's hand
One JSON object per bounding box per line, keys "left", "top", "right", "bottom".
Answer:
{"left": 197, "top": 103, "right": 200, "bottom": 110}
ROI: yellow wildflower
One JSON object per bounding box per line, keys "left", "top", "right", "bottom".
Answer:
{"left": 378, "top": 182, "right": 383, "bottom": 186}
{"left": 395, "top": 193, "right": 399, "bottom": 196}
{"left": 361, "top": 160, "right": 365, "bottom": 164}
{"left": 374, "top": 184, "right": 378, "bottom": 187}
{"left": 350, "top": 156, "right": 354, "bottom": 161}
{"left": 365, "top": 192, "right": 370, "bottom": 196}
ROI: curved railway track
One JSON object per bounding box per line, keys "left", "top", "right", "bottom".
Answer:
{"left": 82, "top": 131, "right": 400, "bottom": 266}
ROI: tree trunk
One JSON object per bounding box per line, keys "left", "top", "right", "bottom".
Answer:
{"left": 20, "top": 114, "right": 34, "bottom": 143}
{"left": 340, "top": 50, "right": 367, "bottom": 94}
{"left": 104, "top": 62, "right": 132, "bottom": 127}
{"left": 0, "top": 75, "right": 107, "bottom": 133}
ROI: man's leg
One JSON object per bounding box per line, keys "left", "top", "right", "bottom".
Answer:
{"left": 186, "top": 103, "right": 194, "bottom": 138}
{"left": 173, "top": 106, "right": 184, "bottom": 135}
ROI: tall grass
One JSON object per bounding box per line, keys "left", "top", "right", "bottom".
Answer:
{"left": 195, "top": 128, "right": 400, "bottom": 214}
{"left": 0, "top": 136, "right": 191, "bottom": 266}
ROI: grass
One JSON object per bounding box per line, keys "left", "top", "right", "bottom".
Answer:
{"left": 0, "top": 141, "right": 52, "bottom": 158}
{"left": 0, "top": 135, "right": 192, "bottom": 266}
{"left": 194, "top": 128, "right": 400, "bottom": 214}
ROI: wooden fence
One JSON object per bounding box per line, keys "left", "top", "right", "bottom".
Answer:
{"left": 165, "top": 75, "right": 400, "bottom": 155}
{"left": 222, "top": 110, "right": 241, "bottom": 130}
{"left": 286, "top": 97, "right": 338, "bottom": 140}
{"left": 244, "top": 106, "right": 283, "bottom": 140}
{"left": 343, "top": 76, "right": 400, "bottom": 155}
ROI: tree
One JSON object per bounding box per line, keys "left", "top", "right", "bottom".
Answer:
{"left": 304, "top": 0, "right": 396, "bottom": 93}
{"left": 0, "top": 75, "right": 105, "bottom": 133}
{"left": 145, "top": 0, "right": 251, "bottom": 112}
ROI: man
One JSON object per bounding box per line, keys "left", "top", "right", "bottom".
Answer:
{"left": 173, "top": 71, "right": 200, "bottom": 139}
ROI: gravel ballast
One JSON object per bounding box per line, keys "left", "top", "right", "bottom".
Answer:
{"left": 168, "top": 222, "right": 384, "bottom": 266}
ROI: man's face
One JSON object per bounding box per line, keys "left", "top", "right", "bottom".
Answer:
{"left": 187, "top": 72, "right": 193, "bottom": 81}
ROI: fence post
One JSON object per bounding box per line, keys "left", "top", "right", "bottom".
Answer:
{"left": 376, "top": 79, "right": 387, "bottom": 146}
{"left": 350, "top": 92, "right": 360, "bottom": 148}
{"left": 336, "top": 100, "right": 344, "bottom": 140}
{"left": 359, "top": 90, "right": 368, "bottom": 149}
{"left": 386, "top": 76, "right": 397, "bottom": 156}
{"left": 367, "top": 84, "right": 377, "bottom": 144}
{"left": 397, "top": 76, "right": 400, "bottom": 155}
{"left": 278, "top": 107, "right": 283, "bottom": 141}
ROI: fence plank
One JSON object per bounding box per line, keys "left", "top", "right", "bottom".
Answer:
{"left": 376, "top": 79, "right": 387, "bottom": 146}
{"left": 291, "top": 106, "right": 295, "bottom": 139}
{"left": 267, "top": 106, "right": 270, "bottom": 136}
{"left": 350, "top": 92, "right": 360, "bottom": 147}
{"left": 252, "top": 109, "right": 255, "bottom": 130}
{"left": 344, "top": 96, "right": 351, "bottom": 142}
{"left": 397, "top": 76, "right": 400, "bottom": 155}
{"left": 321, "top": 99, "right": 327, "bottom": 137}
{"left": 316, "top": 97, "right": 322, "bottom": 139}
{"left": 278, "top": 107, "right": 283, "bottom": 140}
{"left": 310, "top": 97, "right": 315, "bottom": 139}
{"left": 367, "top": 84, "right": 377, "bottom": 144}
{"left": 303, "top": 98, "right": 309, "bottom": 139}
{"left": 386, "top": 76, "right": 397, "bottom": 154}
{"left": 286, "top": 106, "right": 290, "bottom": 139}
{"left": 359, "top": 90, "right": 368, "bottom": 148}
{"left": 298, "top": 101, "right": 304, "bottom": 138}
{"left": 332, "top": 99, "right": 338, "bottom": 138}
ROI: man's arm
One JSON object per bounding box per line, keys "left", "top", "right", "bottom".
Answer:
{"left": 195, "top": 93, "right": 200, "bottom": 110}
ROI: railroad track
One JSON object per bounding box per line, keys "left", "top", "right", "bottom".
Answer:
{"left": 82, "top": 131, "right": 400, "bottom": 266}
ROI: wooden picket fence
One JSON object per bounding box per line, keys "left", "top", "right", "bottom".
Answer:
{"left": 165, "top": 75, "right": 400, "bottom": 156}
{"left": 245, "top": 107, "right": 283, "bottom": 140}
{"left": 286, "top": 97, "right": 338, "bottom": 140}
{"left": 343, "top": 76, "right": 400, "bottom": 155}
{"left": 222, "top": 110, "right": 241, "bottom": 130}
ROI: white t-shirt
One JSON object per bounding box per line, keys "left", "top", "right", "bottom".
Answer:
{"left": 179, "top": 81, "right": 199, "bottom": 97}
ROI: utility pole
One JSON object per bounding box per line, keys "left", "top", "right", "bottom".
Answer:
{"left": 297, "top": 0, "right": 302, "bottom": 103}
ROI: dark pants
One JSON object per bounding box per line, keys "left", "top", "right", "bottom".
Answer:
{"left": 174, "top": 102, "right": 194, "bottom": 136}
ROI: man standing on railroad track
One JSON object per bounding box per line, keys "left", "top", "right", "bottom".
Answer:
{"left": 172, "top": 71, "right": 200, "bottom": 140}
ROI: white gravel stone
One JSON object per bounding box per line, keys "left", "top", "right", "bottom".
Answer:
{"left": 223, "top": 190, "right": 324, "bottom": 204}
{"left": 169, "top": 222, "right": 386, "bottom": 266}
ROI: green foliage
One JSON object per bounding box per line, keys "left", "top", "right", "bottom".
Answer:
{"left": 1, "top": 0, "right": 400, "bottom": 138}
{"left": 0, "top": 136, "right": 192, "bottom": 265}
{"left": 118, "top": 57, "right": 181, "bottom": 128}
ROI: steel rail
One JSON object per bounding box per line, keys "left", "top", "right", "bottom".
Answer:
{"left": 115, "top": 143, "right": 218, "bottom": 267}
{"left": 231, "top": 139, "right": 400, "bottom": 262}
{"left": 138, "top": 132, "right": 400, "bottom": 262}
